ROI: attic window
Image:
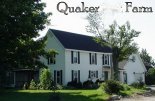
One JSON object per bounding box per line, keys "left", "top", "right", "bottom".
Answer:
{"left": 47, "top": 54, "right": 56, "bottom": 64}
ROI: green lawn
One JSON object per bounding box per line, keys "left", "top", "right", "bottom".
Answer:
{"left": 0, "top": 89, "right": 110, "bottom": 101}
{"left": 0, "top": 87, "right": 145, "bottom": 101}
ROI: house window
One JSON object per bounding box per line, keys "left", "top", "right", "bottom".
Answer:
{"left": 71, "top": 70, "right": 80, "bottom": 82}
{"left": 89, "top": 53, "right": 97, "bottom": 64}
{"left": 103, "top": 54, "right": 110, "bottom": 66}
{"left": 54, "top": 70, "right": 62, "bottom": 84}
{"left": 88, "top": 70, "right": 98, "bottom": 79}
{"left": 47, "top": 54, "right": 56, "bottom": 64}
{"left": 71, "top": 51, "right": 80, "bottom": 64}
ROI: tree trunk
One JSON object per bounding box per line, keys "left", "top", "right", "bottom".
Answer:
{"left": 111, "top": 47, "right": 119, "bottom": 80}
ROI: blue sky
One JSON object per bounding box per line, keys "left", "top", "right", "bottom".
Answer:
{"left": 40, "top": 0, "right": 155, "bottom": 59}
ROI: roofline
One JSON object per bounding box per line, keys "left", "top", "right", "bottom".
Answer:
{"left": 120, "top": 53, "right": 147, "bottom": 72}
{"left": 136, "top": 53, "right": 147, "bottom": 72}
{"left": 65, "top": 48, "right": 112, "bottom": 54}
{"left": 49, "top": 29, "right": 112, "bottom": 53}
{"left": 50, "top": 28, "right": 94, "bottom": 37}
{"left": 47, "top": 29, "right": 65, "bottom": 50}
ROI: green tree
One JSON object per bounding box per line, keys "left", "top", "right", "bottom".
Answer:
{"left": 39, "top": 68, "right": 52, "bottom": 90}
{"left": 0, "top": 0, "right": 52, "bottom": 86}
{"left": 146, "top": 68, "right": 155, "bottom": 85}
{"left": 140, "top": 49, "right": 155, "bottom": 68}
{"left": 86, "top": 13, "right": 140, "bottom": 79}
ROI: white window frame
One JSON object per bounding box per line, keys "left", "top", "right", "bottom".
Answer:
{"left": 73, "top": 70, "right": 80, "bottom": 82}
{"left": 48, "top": 54, "right": 56, "bottom": 64}
{"left": 54, "top": 70, "right": 62, "bottom": 84}
{"left": 90, "top": 53, "right": 96, "bottom": 64}
{"left": 73, "top": 51, "right": 78, "bottom": 63}
{"left": 73, "top": 71, "right": 78, "bottom": 80}
{"left": 103, "top": 54, "right": 110, "bottom": 66}
{"left": 90, "top": 71, "right": 97, "bottom": 78}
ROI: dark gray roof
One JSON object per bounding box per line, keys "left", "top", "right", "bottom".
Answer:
{"left": 50, "top": 29, "right": 112, "bottom": 53}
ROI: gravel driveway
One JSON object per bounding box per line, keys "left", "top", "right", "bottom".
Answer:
{"left": 120, "top": 95, "right": 155, "bottom": 101}
{"left": 120, "top": 86, "right": 155, "bottom": 101}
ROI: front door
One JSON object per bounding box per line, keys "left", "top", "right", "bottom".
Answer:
{"left": 104, "top": 71, "right": 108, "bottom": 81}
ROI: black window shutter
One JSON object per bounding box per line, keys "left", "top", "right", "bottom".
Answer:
{"left": 102, "top": 54, "right": 104, "bottom": 65}
{"left": 54, "top": 70, "right": 56, "bottom": 84}
{"left": 71, "top": 70, "right": 74, "bottom": 81}
{"left": 107, "top": 55, "right": 109, "bottom": 65}
{"left": 88, "top": 70, "right": 91, "bottom": 78}
{"left": 78, "top": 70, "right": 80, "bottom": 82}
{"left": 54, "top": 54, "right": 56, "bottom": 64}
{"left": 78, "top": 52, "right": 80, "bottom": 64}
{"left": 95, "top": 53, "right": 97, "bottom": 65}
{"left": 110, "top": 55, "right": 113, "bottom": 67}
{"left": 89, "top": 53, "right": 91, "bottom": 64}
{"left": 96, "top": 71, "right": 98, "bottom": 78}
{"left": 60, "top": 70, "right": 62, "bottom": 85}
{"left": 71, "top": 51, "right": 73, "bottom": 64}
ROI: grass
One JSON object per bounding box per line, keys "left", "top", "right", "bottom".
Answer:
{"left": 0, "top": 89, "right": 110, "bottom": 101}
{"left": 120, "top": 87, "right": 146, "bottom": 97}
{"left": 0, "top": 86, "right": 145, "bottom": 101}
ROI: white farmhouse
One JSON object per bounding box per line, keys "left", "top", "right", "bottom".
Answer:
{"left": 119, "top": 54, "right": 147, "bottom": 85}
{"left": 40, "top": 29, "right": 113, "bottom": 85}
{"left": 5, "top": 29, "right": 147, "bottom": 87}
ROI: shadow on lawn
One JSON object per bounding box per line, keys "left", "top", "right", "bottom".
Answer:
{"left": 55, "top": 92, "right": 105, "bottom": 101}
{"left": 0, "top": 91, "right": 50, "bottom": 101}
{"left": 0, "top": 90, "right": 107, "bottom": 101}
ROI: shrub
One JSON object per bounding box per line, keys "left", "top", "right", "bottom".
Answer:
{"left": 39, "top": 68, "right": 52, "bottom": 90}
{"left": 67, "top": 81, "right": 82, "bottom": 89}
{"left": 23, "top": 82, "right": 28, "bottom": 90}
{"left": 104, "top": 80, "right": 123, "bottom": 94}
{"left": 131, "top": 82, "right": 145, "bottom": 88}
{"left": 56, "top": 84, "right": 63, "bottom": 90}
{"left": 121, "top": 84, "right": 131, "bottom": 91}
{"left": 95, "top": 79, "right": 100, "bottom": 84}
{"left": 29, "top": 79, "right": 37, "bottom": 90}
{"left": 83, "top": 80, "right": 95, "bottom": 89}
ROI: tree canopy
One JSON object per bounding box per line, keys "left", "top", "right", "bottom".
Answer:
{"left": 0, "top": 0, "right": 52, "bottom": 74}
{"left": 86, "top": 13, "right": 140, "bottom": 79}
{"left": 140, "top": 49, "right": 155, "bottom": 69}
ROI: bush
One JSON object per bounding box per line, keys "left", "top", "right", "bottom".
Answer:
{"left": 67, "top": 81, "right": 82, "bottom": 89}
{"left": 39, "top": 68, "right": 52, "bottom": 90}
{"left": 29, "top": 79, "right": 37, "bottom": 90}
{"left": 23, "top": 82, "right": 29, "bottom": 90}
{"left": 83, "top": 80, "right": 98, "bottom": 89}
{"left": 50, "top": 82, "right": 63, "bottom": 90}
{"left": 121, "top": 84, "right": 131, "bottom": 91}
{"left": 104, "top": 80, "right": 123, "bottom": 94}
{"left": 131, "top": 82, "right": 145, "bottom": 88}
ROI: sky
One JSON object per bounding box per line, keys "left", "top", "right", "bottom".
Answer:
{"left": 40, "top": 0, "right": 155, "bottom": 59}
